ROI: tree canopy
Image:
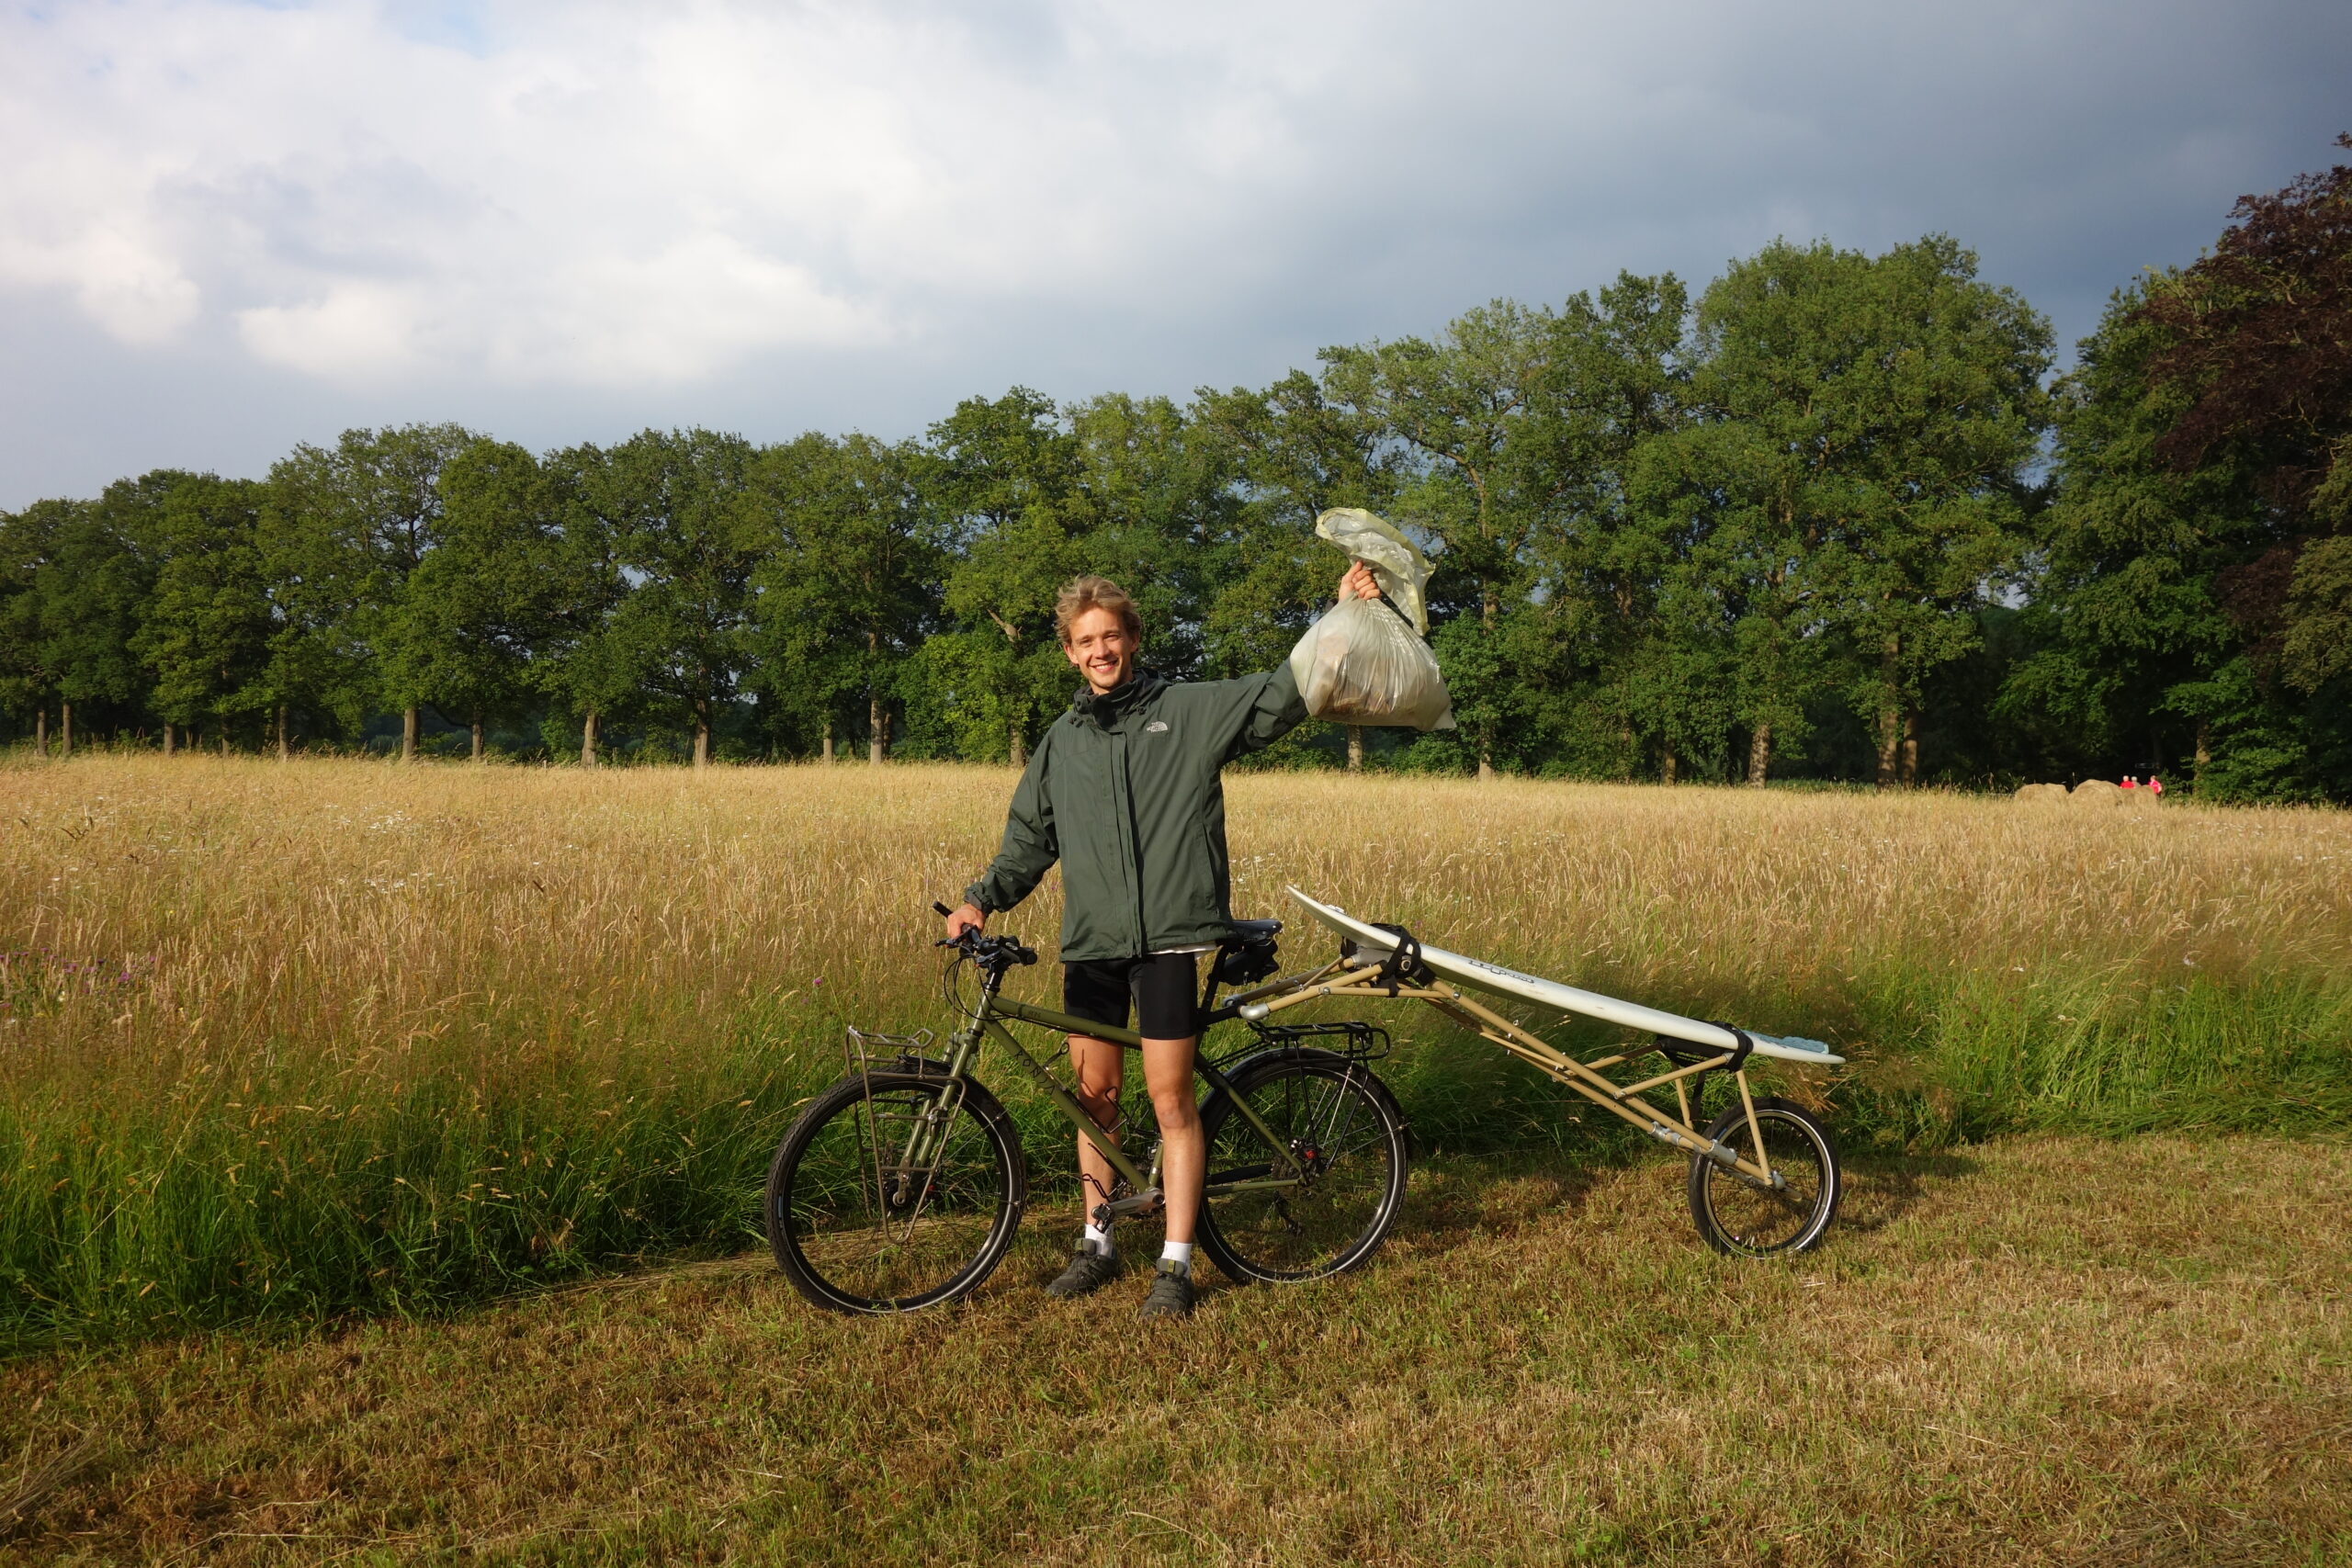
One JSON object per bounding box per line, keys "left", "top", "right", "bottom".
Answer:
{"left": 6, "top": 148, "right": 2350, "bottom": 802}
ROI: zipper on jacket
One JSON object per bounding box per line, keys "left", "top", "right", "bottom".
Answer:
{"left": 1110, "top": 725, "right": 1144, "bottom": 956}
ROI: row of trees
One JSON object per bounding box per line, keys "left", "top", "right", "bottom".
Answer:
{"left": 5, "top": 144, "right": 2348, "bottom": 797}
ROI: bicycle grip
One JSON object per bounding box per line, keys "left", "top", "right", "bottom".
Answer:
{"left": 932, "top": 900, "right": 954, "bottom": 918}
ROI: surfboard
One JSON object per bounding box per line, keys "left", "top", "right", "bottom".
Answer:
{"left": 1283, "top": 886, "right": 1844, "bottom": 1067}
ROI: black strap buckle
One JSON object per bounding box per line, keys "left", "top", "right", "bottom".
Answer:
{"left": 1368, "top": 923, "right": 1432, "bottom": 996}
{"left": 1657, "top": 1022, "right": 1753, "bottom": 1074}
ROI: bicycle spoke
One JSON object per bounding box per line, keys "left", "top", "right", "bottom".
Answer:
{"left": 1200, "top": 1055, "right": 1407, "bottom": 1283}
{"left": 771, "top": 1076, "right": 1021, "bottom": 1311}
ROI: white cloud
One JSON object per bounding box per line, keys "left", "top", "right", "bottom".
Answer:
{"left": 237, "top": 280, "right": 427, "bottom": 379}
{"left": 0, "top": 0, "right": 1352, "bottom": 383}
{"left": 0, "top": 221, "right": 200, "bottom": 345}
{"left": 1, "top": 0, "right": 2348, "bottom": 502}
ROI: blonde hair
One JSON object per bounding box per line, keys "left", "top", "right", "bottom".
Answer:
{"left": 1055, "top": 575, "right": 1142, "bottom": 645}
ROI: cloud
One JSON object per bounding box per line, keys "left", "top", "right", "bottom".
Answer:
{"left": 0, "top": 220, "right": 200, "bottom": 345}
{"left": 3, "top": 0, "right": 2349, "bottom": 502}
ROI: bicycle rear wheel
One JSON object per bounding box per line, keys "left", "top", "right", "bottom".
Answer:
{"left": 1687, "top": 1096, "right": 1840, "bottom": 1258}
{"left": 765, "top": 1070, "right": 1026, "bottom": 1313}
{"left": 1196, "top": 1049, "right": 1409, "bottom": 1284}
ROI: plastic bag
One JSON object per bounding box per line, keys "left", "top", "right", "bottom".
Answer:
{"left": 1287, "top": 508, "right": 1456, "bottom": 731}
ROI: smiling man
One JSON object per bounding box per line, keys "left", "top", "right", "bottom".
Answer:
{"left": 944, "top": 566, "right": 1376, "bottom": 1319}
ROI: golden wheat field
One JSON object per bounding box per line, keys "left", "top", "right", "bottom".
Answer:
{"left": 7, "top": 755, "right": 2346, "bottom": 1076}
{"left": 3, "top": 757, "right": 2350, "bottom": 1563}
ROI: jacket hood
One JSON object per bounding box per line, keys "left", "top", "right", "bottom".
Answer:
{"left": 1070, "top": 667, "right": 1165, "bottom": 728}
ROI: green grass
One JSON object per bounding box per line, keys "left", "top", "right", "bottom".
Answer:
{"left": 5, "top": 1134, "right": 2348, "bottom": 1564}
{"left": 3, "top": 758, "right": 2349, "bottom": 1350}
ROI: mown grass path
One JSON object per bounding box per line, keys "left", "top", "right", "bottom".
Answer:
{"left": 6, "top": 1134, "right": 2347, "bottom": 1565}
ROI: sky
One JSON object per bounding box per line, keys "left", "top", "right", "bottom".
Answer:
{"left": 3, "top": 0, "right": 2348, "bottom": 510}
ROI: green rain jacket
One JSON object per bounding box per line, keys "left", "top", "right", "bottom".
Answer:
{"left": 964, "top": 665, "right": 1309, "bottom": 961}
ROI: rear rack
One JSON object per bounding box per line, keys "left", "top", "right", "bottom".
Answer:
{"left": 1221, "top": 1018, "right": 1392, "bottom": 1066}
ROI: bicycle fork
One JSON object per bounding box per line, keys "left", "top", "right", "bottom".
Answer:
{"left": 862, "top": 1042, "right": 978, "bottom": 1238}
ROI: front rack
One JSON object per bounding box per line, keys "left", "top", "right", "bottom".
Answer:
{"left": 842, "top": 1025, "right": 938, "bottom": 1077}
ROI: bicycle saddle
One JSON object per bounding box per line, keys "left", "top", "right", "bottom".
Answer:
{"left": 1226, "top": 918, "right": 1283, "bottom": 945}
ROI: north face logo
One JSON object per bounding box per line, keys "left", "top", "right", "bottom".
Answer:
{"left": 1145, "top": 720, "right": 1169, "bottom": 733}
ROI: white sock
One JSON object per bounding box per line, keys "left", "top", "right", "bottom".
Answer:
{"left": 1159, "top": 1239, "right": 1193, "bottom": 1273}
{"left": 1083, "top": 1222, "right": 1114, "bottom": 1257}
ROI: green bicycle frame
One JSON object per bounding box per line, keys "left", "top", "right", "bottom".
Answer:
{"left": 899, "top": 969, "right": 1317, "bottom": 1219}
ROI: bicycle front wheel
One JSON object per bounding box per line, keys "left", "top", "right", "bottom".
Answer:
{"left": 1687, "top": 1096, "right": 1840, "bottom": 1258}
{"left": 765, "top": 1070, "right": 1026, "bottom": 1313}
{"left": 1196, "top": 1049, "right": 1409, "bottom": 1284}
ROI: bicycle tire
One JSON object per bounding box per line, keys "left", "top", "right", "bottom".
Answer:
{"left": 765, "top": 1069, "right": 1026, "bottom": 1313}
{"left": 1686, "top": 1096, "right": 1840, "bottom": 1258}
{"left": 1195, "top": 1048, "right": 1409, "bottom": 1285}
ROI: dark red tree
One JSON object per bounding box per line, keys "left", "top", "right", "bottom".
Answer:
{"left": 2137, "top": 136, "right": 2352, "bottom": 666}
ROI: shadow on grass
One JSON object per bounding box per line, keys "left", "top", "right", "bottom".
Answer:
{"left": 1390, "top": 1146, "right": 1623, "bottom": 1257}
{"left": 1836, "top": 1150, "right": 1984, "bottom": 1235}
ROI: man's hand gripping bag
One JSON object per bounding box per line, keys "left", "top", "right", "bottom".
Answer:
{"left": 1287, "top": 509, "right": 1457, "bottom": 731}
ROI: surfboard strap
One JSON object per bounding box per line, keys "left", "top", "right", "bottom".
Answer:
{"left": 1367, "top": 923, "right": 1433, "bottom": 994}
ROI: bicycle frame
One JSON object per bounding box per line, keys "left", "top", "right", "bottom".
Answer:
{"left": 906, "top": 957, "right": 1325, "bottom": 1224}
{"left": 1240, "top": 956, "right": 1786, "bottom": 1190}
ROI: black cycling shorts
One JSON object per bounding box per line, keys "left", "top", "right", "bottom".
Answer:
{"left": 1063, "top": 953, "right": 1201, "bottom": 1041}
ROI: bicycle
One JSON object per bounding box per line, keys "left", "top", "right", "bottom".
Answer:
{"left": 763, "top": 908, "right": 1412, "bottom": 1314}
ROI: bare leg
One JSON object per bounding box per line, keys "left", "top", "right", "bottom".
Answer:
{"left": 1067, "top": 1033, "right": 1125, "bottom": 1228}
{"left": 1142, "top": 1034, "right": 1203, "bottom": 1245}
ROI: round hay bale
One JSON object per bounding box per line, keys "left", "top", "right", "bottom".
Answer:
{"left": 2070, "top": 779, "right": 2122, "bottom": 804}
{"left": 2013, "top": 783, "right": 2068, "bottom": 803}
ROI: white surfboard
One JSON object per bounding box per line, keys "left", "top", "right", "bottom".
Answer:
{"left": 1283, "top": 886, "right": 1844, "bottom": 1067}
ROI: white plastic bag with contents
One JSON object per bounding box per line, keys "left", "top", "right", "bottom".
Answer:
{"left": 1287, "top": 508, "right": 1456, "bottom": 731}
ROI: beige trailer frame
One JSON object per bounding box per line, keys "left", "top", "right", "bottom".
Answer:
{"left": 1227, "top": 957, "right": 1788, "bottom": 1191}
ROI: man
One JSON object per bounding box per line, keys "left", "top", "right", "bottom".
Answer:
{"left": 944, "top": 564, "right": 1379, "bottom": 1319}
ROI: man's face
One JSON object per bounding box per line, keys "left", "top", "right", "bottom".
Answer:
{"left": 1063, "top": 606, "right": 1138, "bottom": 694}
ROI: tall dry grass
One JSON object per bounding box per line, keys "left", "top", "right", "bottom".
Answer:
{"left": 3, "top": 754, "right": 2347, "bottom": 1345}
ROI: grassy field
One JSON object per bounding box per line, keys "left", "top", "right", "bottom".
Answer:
{"left": 3, "top": 756, "right": 2349, "bottom": 1346}
{"left": 4, "top": 756, "right": 2350, "bottom": 1561}
{"left": 4, "top": 1134, "right": 2347, "bottom": 1564}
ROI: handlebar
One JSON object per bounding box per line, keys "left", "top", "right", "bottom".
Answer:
{"left": 930, "top": 901, "right": 1036, "bottom": 970}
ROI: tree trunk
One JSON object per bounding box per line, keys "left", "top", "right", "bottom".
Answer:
{"left": 1347, "top": 725, "right": 1364, "bottom": 773}
{"left": 60, "top": 701, "right": 72, "bottom": 758}
{"left": 277, "top": 705, "right": 289, "bottom": 761}
{"left": 581, "top": 709, "right": 598, "bottom": 768}
{"left": 1875, "top": 637, "right": 1902, "bottom": 789}
{"left": 1746, "top": 723, "right": 1771, "bottom": 787}
{"left": 1477, "top": 581, "right": 1497, "bottom": 780}
{"left": 401, "top": 705, "right": 419, "bottom": 763}
{"left": 1009, "top": 718, "right": 1024, "bottom": 768}
{"left": 2194, "top": 717, "right": 2211, "bottom": 788}
{"left": 1661, "top": 739, "right": 1677, "bottom": 785}
{"left": 469, "top": 713, "right": 484, "bottom": 762}
{"left": 820, "top": 716, "right": 833, "bottom": 765}
{"left": 34, "top": 708, "right": 45, "bottom": 757}
{"left": 868, "top": 694, "right": 887, "bottom": 765}
{"left": 1900, "top": 708, "right": 1919, "bottom": 787}
{"left": 693, "top": 704, "right": 710, "bottom": 769}
{"left": 220, "top": 724, "right": 230, "bottom": 756}
{"left": 163, "top": 722, "right": 175, "bottom": 758}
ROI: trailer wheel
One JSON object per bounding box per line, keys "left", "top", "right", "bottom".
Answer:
{"left": 1687, "top": 1097, "right": 1840, "bottom": 1258}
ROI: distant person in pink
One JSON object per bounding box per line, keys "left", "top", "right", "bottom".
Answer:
{"left": 2120, "top": 775, "right": 2137, "bottom": 790}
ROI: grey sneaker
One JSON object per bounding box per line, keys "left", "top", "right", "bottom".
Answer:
{"left": 1136, "top": 1261, "right": 1194, "bottom": 1321}
{"left": 1046, "top": 1247, "right": 1121, "bottom": 1299}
